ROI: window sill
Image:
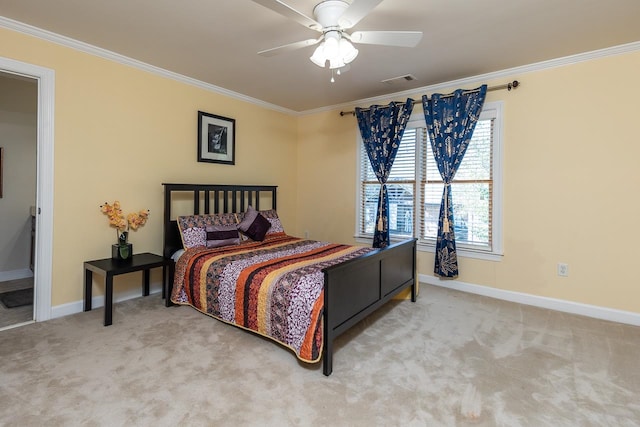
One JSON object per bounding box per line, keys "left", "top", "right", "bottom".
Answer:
{"left": 354, "top": 236, "right": 503, "bottom": 262}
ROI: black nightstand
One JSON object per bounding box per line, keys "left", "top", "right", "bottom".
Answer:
{"left": 83, "top": 252, "right": 170, "bottom": 326}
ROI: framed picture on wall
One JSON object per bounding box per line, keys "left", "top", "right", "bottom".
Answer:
{"left": 197, "top": 111, "right": 235, "bottom": 165}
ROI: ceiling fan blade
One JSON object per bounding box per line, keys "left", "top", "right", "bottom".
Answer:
{"left": 337, "top": 0, "right": 383, "bottom": 29}
{"left": 349, "top": 31, "right": 423, "bottom": 47}
{"left": 251, "top": 0, "right": 322, "bottom": 31}
{"left": 258, "top": 38, "right": 320, "bottom": 57}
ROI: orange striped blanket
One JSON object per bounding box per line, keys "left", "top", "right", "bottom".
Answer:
{"left": 171, "top": 234, "right": 373, "bottom": 363}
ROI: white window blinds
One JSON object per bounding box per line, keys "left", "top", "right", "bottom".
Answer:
{"left": 357, "top": 101, "right": 502, "bottom": 257}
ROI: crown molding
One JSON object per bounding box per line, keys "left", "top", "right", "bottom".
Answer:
{"left": 2, "top": 15, "right": 639, "bottom": 117}
{"left": 306, "top": 40, "right": 640, "bottom": 116}
{"left": 0, "top": 16, "right": 296, "bottom": 116}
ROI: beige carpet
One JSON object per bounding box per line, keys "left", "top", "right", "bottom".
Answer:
{"left": 1, "top": 284, "right": 639, "bottom": 426}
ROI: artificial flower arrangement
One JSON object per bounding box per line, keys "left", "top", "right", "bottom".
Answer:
{"left": 100, "top": 200, "right": 150, "bottom": 248}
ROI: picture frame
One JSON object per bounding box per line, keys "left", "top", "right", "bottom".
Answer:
{"left": 197, "top": 111, "right": 235, "bottom": 165}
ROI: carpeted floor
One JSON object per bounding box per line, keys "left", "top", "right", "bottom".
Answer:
{"left": 0, "top": 284, "right": 639, "bottom": 426}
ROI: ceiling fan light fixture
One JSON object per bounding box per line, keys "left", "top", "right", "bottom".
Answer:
{"left": 323, "top": 35, "right": 340, "bottom": 58}
{"left": 329, "top": 56, "right": 346, "bottom": 69}
{"left": 310, "top": 43, "right": 327, "bottom": 67}
{"left": 339, "top": 38, "right": 359, "bottom": 64}
{"left": 309, "top": 32, "right": 359, "bottom": 69}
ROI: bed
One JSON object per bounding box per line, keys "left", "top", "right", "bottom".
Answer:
{"left": 162, "top": 183, "right": 417, "bottom": 376}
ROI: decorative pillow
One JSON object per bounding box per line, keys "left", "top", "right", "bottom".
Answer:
{"left": 237, "top": 205, "right": 271, "bottom": 241}
{"left": 258, "top": 209, "right": 285, "bottom": 235}
{"left": 205, "top": 224, "right": 240, "bottom": 248}
{"left": 180, "top": 226, "right": 207, "bottom": 249}
{"left": 177, "top": 213, "right": 239, "bottom": 249}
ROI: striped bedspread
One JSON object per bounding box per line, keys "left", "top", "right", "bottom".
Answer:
{"left": 171, "top": 234, "right": 374, "bottom": 363}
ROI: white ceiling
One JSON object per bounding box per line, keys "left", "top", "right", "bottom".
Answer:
{"left": 1, "top": 0, "right": 640, "bottom": 112}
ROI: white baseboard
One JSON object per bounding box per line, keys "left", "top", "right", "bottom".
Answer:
{"left": 51, "top": 284, "right": 163, "bottom": 319}
{"left": 49, "top": 276, "right": 640, "bottom": 327}
{"left": 0, "top": 269, "right": 34, "bottom": 282}
{"left": 420, "top": 274, "right": 640, "bottom": 327}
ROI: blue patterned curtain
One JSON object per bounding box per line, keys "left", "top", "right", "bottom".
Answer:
{"left": 356, "top": 99, "right": 414, "bottom": 248}
{"left": 422, "top": 86, "right": 487, "bottom": 277}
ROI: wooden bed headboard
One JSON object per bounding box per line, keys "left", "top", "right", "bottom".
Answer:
{"left": 161, "top": 183, "right": 278, "bottom": 258}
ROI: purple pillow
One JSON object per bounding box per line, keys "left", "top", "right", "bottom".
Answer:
{"left": 238, "top": 206, "right": 271, "bottom": 241}
{"left": 205, "top": 224, "right": 240, "bottom": 248}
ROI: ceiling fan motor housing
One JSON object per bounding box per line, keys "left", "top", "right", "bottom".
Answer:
{"left": 313, "top": 0, "right": 350, "bottom": 30}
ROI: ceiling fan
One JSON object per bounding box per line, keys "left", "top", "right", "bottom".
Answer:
{"left": 251, "top": 0, "right": 423, "bottom": 74}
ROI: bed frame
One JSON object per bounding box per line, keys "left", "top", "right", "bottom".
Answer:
{"left": 162, "top": 183, "right": 417, "bottom": 376}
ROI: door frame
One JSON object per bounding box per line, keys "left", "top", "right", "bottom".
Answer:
{"left": 0, "top": 57, "right": 54, "bottom": 322}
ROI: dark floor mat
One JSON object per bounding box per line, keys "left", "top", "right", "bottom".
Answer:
{"left": 0, "top": 288, "right": 33, "bottom": 308}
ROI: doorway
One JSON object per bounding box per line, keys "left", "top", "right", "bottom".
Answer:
{"left": 0, "top": 71, "right": 37, "bottom": 328}
{"left": 0, "top": 57, "right": 54, "bottom": 330}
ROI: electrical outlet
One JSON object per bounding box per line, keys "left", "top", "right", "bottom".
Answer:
{"left": 304, "top": 230, "right": 309, "bottom": 239}
{"left": 557, "top": 263, "right": 569, "bottom": 277}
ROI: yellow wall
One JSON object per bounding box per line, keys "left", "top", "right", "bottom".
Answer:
{"left": 0, "top": 27, "right": 298, "bottom": 305}
{"left": 2, "top": 25, "right": 640, "bottom": 317}
{"left": 298, "top": 50, "right": 640, "bottom": 315}
{"left": 296, "top": 109, "right": 360, "bottom": 243}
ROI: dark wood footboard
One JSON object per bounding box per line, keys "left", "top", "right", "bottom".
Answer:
{"left": 322, "top": 238, "right": 417, "bottom": 376}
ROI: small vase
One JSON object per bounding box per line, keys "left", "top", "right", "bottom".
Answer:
{"left": 112, "top": 243, "right": 133, "bottom": 260}
{"left": 112, "top": 231, "right": 132, "bottom": 260}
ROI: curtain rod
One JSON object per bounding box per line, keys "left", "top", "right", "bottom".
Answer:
{"left": 339, "top": 80, "right": 520, "bottom": 116}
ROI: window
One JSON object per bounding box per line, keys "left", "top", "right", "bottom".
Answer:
{"left": 357, "top": 101, "right": 503, "bottom": 260}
